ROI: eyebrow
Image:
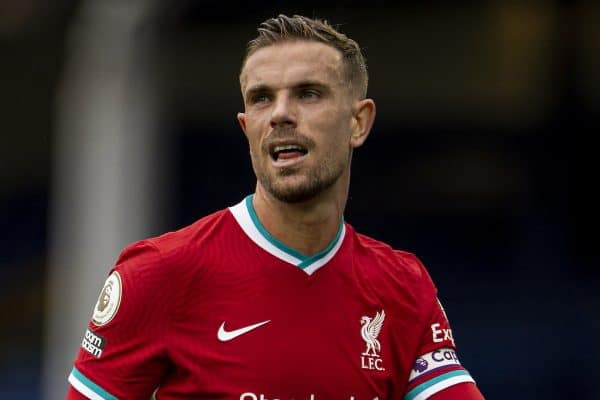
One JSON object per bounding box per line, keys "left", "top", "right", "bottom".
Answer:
{"left": 293, "top": 80, "right": 329, "bottom": 90}
{"left": 245, "top": 80, "right": 330, "bottom": 98}
{"left": 244, "top": 84, "right": 270, "bottom": 98}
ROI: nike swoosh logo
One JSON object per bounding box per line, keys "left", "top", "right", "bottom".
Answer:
{"left": 217, "top": 320, "right": 271, "bottom": 342}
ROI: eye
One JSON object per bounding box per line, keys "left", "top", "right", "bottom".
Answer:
{"left": 299, "top": 89, "right": 320, "bottom": 99}
{"left": 249, "top": 93, "right": 270, "bottom": 104}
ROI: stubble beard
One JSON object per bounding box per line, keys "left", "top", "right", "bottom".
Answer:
{"left": 253, "top": 151, "right": 348, "bottom": 204}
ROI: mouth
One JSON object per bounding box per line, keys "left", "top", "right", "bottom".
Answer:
{"left": 270, "top": 143, "right": 309, "bottom": 162}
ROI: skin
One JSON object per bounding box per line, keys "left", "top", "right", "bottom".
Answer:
{"left": 238, "top": 40, "right": 376, "bottom": 257}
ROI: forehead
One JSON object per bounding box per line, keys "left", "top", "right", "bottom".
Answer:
{"left": 241, "top": 40, "right": 344, "bottom": 92}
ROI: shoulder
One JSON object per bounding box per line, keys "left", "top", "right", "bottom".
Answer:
{"left": 149, "top": 207, "right": 232, "bottom": 256}
{"left": 351, "top": 228, "right": 433, "bottom": 286}
{"left": 114, "top": 207, "right": 234, "bottom": 280}
{"left": 102, "top": 208, "right": 236, "bottom": 322}
{"left": 347, "top": 226, "right": 438, "bottom": 309}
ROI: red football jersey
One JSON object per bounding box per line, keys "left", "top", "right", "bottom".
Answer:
{"left": 68, "top": 195, "right": 480, "bottom": 399}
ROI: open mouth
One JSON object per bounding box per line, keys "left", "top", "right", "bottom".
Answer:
{"left": 270, "top": 144, "right": 308, "bottom": 161}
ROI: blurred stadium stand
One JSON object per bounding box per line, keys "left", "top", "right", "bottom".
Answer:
{"left": 0, "top": 0, "right": 598, "bottom": 398}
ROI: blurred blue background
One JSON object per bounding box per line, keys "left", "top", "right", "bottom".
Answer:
{"left": 1, "top": 0, "right": 598, "bottom": 399}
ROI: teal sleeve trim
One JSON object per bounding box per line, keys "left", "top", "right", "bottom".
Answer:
{"left": 71, "top": 367, "right": 118, "bottom": 400}
{"left": 404, "top": 369, "right": 471, "bottom": 400}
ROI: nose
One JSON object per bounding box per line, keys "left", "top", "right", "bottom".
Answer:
{"left": 270, "top": 94, "right": 296, "bottom": 128}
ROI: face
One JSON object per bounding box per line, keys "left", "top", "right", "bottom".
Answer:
{"left": 238, "top": 40, "right": 371, "bottom": 203}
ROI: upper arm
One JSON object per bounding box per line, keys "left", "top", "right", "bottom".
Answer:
{"left": 403, "top": 294, "right": 483, "bottom": 400}
{"left": 68, "top": 240, "right": 171, "bottom": 399}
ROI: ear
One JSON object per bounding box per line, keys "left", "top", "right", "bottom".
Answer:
{"left": 350, "top": 98, "right": 376, "bottom": 148}
{"left": 237, "top": 112, "right": 248, "bottom": 138}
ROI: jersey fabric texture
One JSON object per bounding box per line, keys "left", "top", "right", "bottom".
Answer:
{"left": 68, "top": 195, "right": 479, "bottom": 399}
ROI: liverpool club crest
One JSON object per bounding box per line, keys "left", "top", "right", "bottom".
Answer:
{"left": 360, "top": 310, "right": 385, "bottom": 371}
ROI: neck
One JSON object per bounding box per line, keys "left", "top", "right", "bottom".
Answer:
{"left": 252, "top": 182, "right": 348, "bottom": 257}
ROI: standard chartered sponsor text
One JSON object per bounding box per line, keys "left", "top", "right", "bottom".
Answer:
{"left": 240, "top": 393, "right": 380, "bottom": 400}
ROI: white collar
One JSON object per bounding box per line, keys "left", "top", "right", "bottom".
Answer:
{"left": 228, "top": 195, "right": 346, "bottom": 275}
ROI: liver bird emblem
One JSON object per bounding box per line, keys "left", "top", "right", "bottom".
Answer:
{"left": 361, "top": 310, "right": 386, "bottom": 357}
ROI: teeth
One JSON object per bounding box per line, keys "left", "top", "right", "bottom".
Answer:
{"left": 274, "top": 145, "right": 303, "bottom": 153}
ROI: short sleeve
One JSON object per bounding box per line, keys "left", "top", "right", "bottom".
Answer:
{"left": 403, "top": 297, "right": 477, "bottom": 400}
{"left": 68, "top": 240, "right": 170, "bottom": 400}
{"left": 419, "top": 297, "right": 457, "bottom": 353}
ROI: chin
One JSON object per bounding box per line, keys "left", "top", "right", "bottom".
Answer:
{"left": 271, "top": 189, "right": 318, "bottom": 204}
{"left": 267, "top": 177, "right": 335, "bottom": 204}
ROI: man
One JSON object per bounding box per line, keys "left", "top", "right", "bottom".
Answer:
{"left": 66, "top": 14, "right": 485, "bottom": 400}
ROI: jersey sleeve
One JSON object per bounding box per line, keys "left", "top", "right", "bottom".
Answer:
{"left": 403, "top": 295, "right": 483, "bottom": 400}
{"left": 67, "top": 240, "right": 171, "bottom": 400}
{"left": 427, "top": 382, "right": 485, "bottom": 400}
{"left": 66, "top": 385, "right": 89, "bottom": 400}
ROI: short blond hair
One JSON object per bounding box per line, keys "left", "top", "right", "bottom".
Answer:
{"left": 241, "top": 14, "right": 368, "bottom": 99}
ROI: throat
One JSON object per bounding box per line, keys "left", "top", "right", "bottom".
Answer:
{"left": 250, "top": 190, "right": 345, "bottom": 257}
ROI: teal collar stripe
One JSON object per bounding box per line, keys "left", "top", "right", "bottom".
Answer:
{"left": 297, "top": 222, "right": 344, "bottom": 269}
{"left": 244, "top": 195, "right": 344, "bottom": 270}
{"left": 245, "top": 195, "right": 304, "bottom": 260}
{"left": 70, "top": 367, "right": 117, "bottom": 400}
